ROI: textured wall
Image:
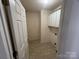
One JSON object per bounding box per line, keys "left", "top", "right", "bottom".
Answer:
{"left": 41, "top": 10, "right": 50, "bottom": 43}
{"left": 27, "top": 11, "right": 40, "bottom": 41}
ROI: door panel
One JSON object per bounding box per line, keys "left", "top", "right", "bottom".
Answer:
{"left": 16, "top": 21, "right": 25, "bottom": 49}
{"left": 8, "top": 0, "right": 28, "bottom": 59}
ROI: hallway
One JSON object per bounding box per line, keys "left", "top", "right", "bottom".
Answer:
{"left": 29, "top": 40, "right": 57, "bottom": 59}
{"left": 1, "top": 0, "right": 79, "bottom": 59}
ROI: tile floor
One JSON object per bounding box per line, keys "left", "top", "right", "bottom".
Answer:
{"left": 29, "top": 40, "right": 57, "bottom": 59}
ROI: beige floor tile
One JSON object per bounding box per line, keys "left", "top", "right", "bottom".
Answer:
{"left": 29, "top": 40, "right": 57, "bottom": 59}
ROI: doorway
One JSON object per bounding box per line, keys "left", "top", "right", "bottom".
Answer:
{"left": 24, "top": 1, "right": 63, "bottom": 59}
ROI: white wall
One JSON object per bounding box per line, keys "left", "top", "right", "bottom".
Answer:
{"left": 27, "top": 11, "right": 40, "bottom": 41}
{"left": 41, "top": 10, "right": 50, "bottom": 43}
{"left": 40, "top": 10, "right": 60, "bottom": 51}
{"left": 26, "top": 10, "right": 60, "bottom": 45}
{"left": 59, "top": 0, "right": 79, "bottom": 59}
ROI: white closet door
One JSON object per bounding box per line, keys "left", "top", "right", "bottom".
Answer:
{"left": 49, "top": 14, "right": 53, "bottom": 26}
{"left": 51, "top": 13, "right": 55, "bottom": 26}
{"left": 49, "top": 12, "right": 56, "bottom": 27}
{"left": 48, "top": 9, "right": 61, "bottom": 27}
{"left": 55, "top": 10, "right": 61, "bottom": 27}
{"left": 53, "top": 11, "right": 57, "bottom": 27}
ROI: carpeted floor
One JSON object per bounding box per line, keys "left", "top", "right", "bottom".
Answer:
{"left": 29, "top": 40, "right": 57, "bottom": 59}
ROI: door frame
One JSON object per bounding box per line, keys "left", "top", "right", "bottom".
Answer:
{"left": 0, "top": 0, "right": 13, "bottom": 59}
{"left": 1, "top": 0, "right": 19, "bottom": 59}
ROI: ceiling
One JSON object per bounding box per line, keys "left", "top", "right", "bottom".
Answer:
{"left": 21, "top": 0, "right": 63, "bottom": 12}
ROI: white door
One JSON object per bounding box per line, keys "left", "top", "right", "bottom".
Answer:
{"left": 8, "top": 0, "right": 28, "bottom": 59}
